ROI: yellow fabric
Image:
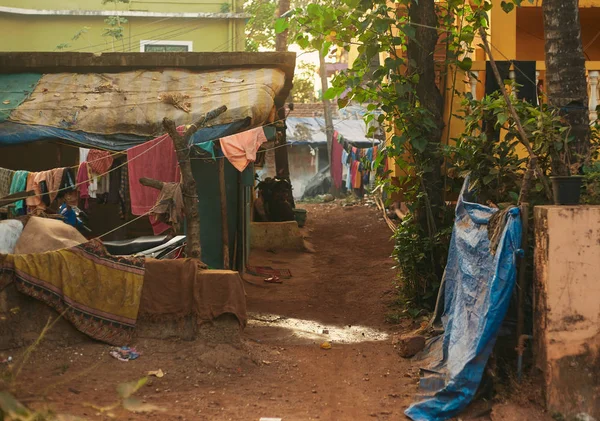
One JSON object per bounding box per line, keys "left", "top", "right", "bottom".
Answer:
{"left": 9, "top": 68, "right": 286, "bottom": 137}
{"left": 5, "top": 239, "right": 145, "bottom": 345}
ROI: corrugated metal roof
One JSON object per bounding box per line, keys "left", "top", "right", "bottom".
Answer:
{"left": 287, "top": 117, "right": 380, "bottom": 147}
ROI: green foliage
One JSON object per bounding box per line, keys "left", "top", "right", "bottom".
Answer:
{"left": 392, "top": 210, "right": 453, "bottom": 311}
{"left": 281, "top": 0, "right": 496, "bottom": 309}
{"left": 244, "top": 0, "right": 278, "bottom": 52}
{"left": 282, "top": 0, "right": 560, "bottom": 312}
{"left": 582, "top": 125, "right": 600, "bottom": 204}
{"left": 289, "top": 63, "right": 318, "bottom": 103}
{"left": 220, "top": 2, "right": 231, "bottom": 13}
{"left": 55, "top": 27, "right": 90, "bottom": 51}
{"left": 101, "top": 0, "right": 130, "bottom": 51}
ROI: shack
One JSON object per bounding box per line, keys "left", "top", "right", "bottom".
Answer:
{"left": 0, "top": 52, "right": 296, "bottom": 270}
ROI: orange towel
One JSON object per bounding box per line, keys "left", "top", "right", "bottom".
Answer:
{"left": 219, "top": 127, "right": 267, "bottom": 172}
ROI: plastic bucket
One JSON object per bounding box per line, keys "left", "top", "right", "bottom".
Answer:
{"left": 550, "top": 176, "right": 583, "bottom": 205}
{"left": 294, "top": 208, "right": 308, "bottom": 227}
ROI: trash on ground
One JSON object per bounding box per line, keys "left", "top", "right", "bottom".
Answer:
{"left": 320, "top": 341, "right": 332, "bottom": 350}
{"left": 264, "top": 276, "right": 282, "bottom": 284}
{"left": 148, "top": 369, "right": 164, "bottom": 378}
{"left": 109, "top": 346, "right": 140, "bottom": 362}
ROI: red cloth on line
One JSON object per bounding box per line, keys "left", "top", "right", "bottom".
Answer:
{"left": 220, "top": 127, "right": 267, "bottom": 172}
{"left": 352, "top": 161, "right": 362, "bottom": 189}
{"left": 76, "top": 162, "right": 90, "bottom": 199}
{"left": 87, "top": 149, "right": 114, "bottom": 175}
{"left": 350, "top": 160, "right": 360, "bottom": 186}
{"left": 331, "top": 131, "right": 343, "bottom": 189}
{"left": 127, "top": 129, "right": 181, "bottom": 216}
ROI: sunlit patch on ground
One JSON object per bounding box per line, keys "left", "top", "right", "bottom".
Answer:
{"left": 247, "top": 313, "right": 389, "bottom": 344}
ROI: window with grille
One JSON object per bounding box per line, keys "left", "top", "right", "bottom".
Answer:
{"left": 140, "top": 41, "right": 192, "bottom": 52}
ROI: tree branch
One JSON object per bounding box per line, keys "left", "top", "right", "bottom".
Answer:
{"left": 478, "top": 27, "right": 553, "bottom": 203}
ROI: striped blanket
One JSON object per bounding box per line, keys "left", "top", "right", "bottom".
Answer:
{"left": 1, "top": 239, "right": 145, "bottom": 345}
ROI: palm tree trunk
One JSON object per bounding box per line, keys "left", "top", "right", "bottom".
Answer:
{"left": 406, "top": 0, "right": 445, "bottom": 222}
{"left": 542, "top": 0, "right": 590, "bottom": 175}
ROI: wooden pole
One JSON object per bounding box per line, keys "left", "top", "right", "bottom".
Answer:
{"left": 516, "top": 203, "right": 529, "bottom": 342}
{"left": 478, "top": 27, "right": 552, "bottom": 204}
{"left": 0, "top": 191, "right": 34, "bottom": 208}
{"left": 139, "top": 177, "right": 164, "bottom": 190}
{"left": 162, "top": 105, "right": 227, "bottom": 262}
{"left": 218, "top": 157, "right": 230, "bottom": 270}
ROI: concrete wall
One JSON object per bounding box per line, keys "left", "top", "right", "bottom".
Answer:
{"left": 534, "top": 206, "right": 600, "bottom": 419}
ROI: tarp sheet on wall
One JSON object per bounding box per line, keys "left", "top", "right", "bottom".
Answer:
{"left": 405, "top": 176, "right": 522, "bottom": 421}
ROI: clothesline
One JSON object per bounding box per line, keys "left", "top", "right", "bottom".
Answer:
{"left": 2, "top": 112, "right": 375, "bottom": 206}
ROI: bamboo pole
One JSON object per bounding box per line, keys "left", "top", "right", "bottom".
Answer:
{"left": 218, "top": 157, "right": 230, "bottom": 270}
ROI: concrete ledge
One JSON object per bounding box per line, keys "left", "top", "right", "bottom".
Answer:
{"left": 250, "top": 221, "right": 306, "bottom": 251}
{"left": 534, "top": 205, "right": 600, "bottom": 419}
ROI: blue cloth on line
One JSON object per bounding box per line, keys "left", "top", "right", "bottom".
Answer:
{"left": 9, "top": 170, "right": 29, "bottom": 215}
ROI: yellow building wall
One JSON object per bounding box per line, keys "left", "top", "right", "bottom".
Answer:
{"left": 0, "top": 0, "right": 246, "bottom": 52}
{"left": 0, "top": 15, "right": 242, "bottom": 52}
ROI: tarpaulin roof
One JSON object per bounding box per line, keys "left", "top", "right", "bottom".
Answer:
{"left": 286, "top": 117, "right": 380, "bottom": 148}
{"left": 0, "top": 73, "right": 42, "bottom": 123}
{"left": 7, "top": 68, "right": 284, "bottom": 137}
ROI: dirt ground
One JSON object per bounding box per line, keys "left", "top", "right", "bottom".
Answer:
{"left": 1, "top": 202, "right": 552, "bottom": 421}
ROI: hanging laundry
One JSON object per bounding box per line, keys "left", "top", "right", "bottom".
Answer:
{"left": 0, "top": 167, "right": 14, "bottom": 199}
{"left": 342, "top": 150, "right": 352, "bottom": 191}
{"left": 96, "top": 175, "right": 110, "bottom": 196}
{"left": 352, "top": 161, "right": 362, "bottom": 190}
{"left": 119, "top": 164, "right": 130, "bottom": 219}
{"left": 87, "top": 149, "right": 114, "bottom": 175}
{"left": 331, "top": 132, "right": 343, "bottom": 189}
{"left": 59, "top": 168, "right": 78, "bottom": 207}
{"left": 127, "top": 130, "right": 180, "bottom": 216}
{"left": 149, "top": 182, "right": 184, "bottom": 231}
{"left": 9, "top": 171, "right": 28, "bottom": 215}
{"left": 350, "top": 160, "right": 360, "bottom": 188}
{"left": 27, "top": 168, "right": 65, "bottom": 211}
{"left": 219, "top": 127, "right": 268, "bottom": 172}
{"left": 108, "top": 162, "right": 122, "bottom": 205}
{"left": 77, "top": 162, "right": 90, "bottom": 200}
{"left": 79, "top": 147, "right": 90, "bottom": 163}
{"left": 149, "top": 215, "right": 171, "bottom": 235}
{"left": 25, "top": 172, "right": 38, "bottom": 208}
{"left": 88, "top": 176, "right": 98, "bottom": 199}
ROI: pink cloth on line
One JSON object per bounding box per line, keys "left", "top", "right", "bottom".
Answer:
{"left": 219, "top": 127, "right": 267, "bottom": 172}
{"left": 127, "top": 129, "right": 181, "bottom": 216}
{"left": 331, "top": 131, "right": 343, "bottom": 189}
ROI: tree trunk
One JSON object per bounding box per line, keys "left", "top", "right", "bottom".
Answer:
{"left": 319, "top": 51, "right": 336, "bottom": 191}
{"left": 406, "top": 0, "right": 445, "bottom": 225}
{"left": 275, "top": 0, "right": 290, "bottom": 51}
{"left": 162, "top": 106, "right": 227, "bottom": 262}
{"left": 542, "top": 0, "right": 590, "bottom": 175}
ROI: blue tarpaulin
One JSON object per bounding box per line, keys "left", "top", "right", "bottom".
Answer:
{"left": 0, "top": 118, "right": 250, "bottom": 152}
{"left": 405, "top": 177, "right": 522, "bottom": 421}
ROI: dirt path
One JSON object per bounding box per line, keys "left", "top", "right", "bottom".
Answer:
{"left": 2, "top": 203, "right": 552, "bottom": 421}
